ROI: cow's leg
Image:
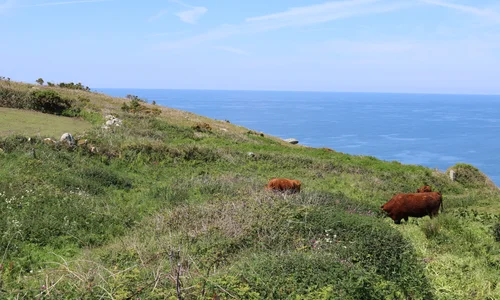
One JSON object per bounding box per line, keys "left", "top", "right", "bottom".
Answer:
{"left": 394, "top": 219, "right": 401, "bottom": 225}
{"left": 404, "top": 216, "right": 409, "bottom": 222}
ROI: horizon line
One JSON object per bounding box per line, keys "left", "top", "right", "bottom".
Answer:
{"left": 93, "top": 87, "right": 500, "bottom": 97}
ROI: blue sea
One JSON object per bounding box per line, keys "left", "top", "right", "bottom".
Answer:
{"left": 98, "top": 89, "right": 500, "bottom": 186}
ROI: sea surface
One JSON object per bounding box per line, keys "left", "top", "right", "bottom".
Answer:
{"left": 98, "top": 89, "right": 500, "bottom": 186}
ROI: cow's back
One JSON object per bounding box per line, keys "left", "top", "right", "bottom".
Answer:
{"left": 266, "top": 178, "right": 300, "bottom": 193}
{"left": 382, "top": 192, "right": 442, "bottom": 222}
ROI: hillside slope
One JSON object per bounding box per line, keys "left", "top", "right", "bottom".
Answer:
{"left": 0, "top": 80, "right": 499, "bottom": 299}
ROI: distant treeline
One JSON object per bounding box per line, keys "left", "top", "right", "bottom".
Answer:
{"left": 35, "top": 77, "right": 91, "bottom": 91}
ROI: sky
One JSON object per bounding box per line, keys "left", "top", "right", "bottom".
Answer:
{"left": 1, "top": 0, "right": 500, "bottom": 94}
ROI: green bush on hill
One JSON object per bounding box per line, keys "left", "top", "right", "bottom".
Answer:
{"left": 30, "top": 90, "right": 71, "bottom": 115}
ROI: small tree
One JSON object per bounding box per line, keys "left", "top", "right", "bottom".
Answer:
{"left": 36, "top": 78, "right": 44, "bottom": 85}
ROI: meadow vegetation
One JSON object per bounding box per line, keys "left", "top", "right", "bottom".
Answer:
{"left": 0, "top": 78, "right": 499, "bottom": 299}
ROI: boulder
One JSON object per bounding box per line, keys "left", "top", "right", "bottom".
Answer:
{"left": 105, "top": 116, "right": 123, "bottom": 127}
{"left": 60, "top": 133, "right": 75, "bottom": 146}
{"left": 284, "top": 138, "right": 299, "bottom": 145}
{"left": 247, "top": 152, "right": 255, "bottom": 158}
{"left": 449, "top": 170, "right": 456, "bottom": 182}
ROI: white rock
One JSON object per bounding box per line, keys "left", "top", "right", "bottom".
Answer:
{"left": 284, "top": 138, "right": 299, "bottom": 145}
{"left": 449, "top": 170, "right": 456, "bottom": 181}
{"left": 60, "top": 133, "right": 75, "bottom": 146}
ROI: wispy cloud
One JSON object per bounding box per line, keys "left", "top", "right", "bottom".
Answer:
{"left": 170, "top": 0, "right": 207, "bottom": 24}
{"left": 176, "top": 7, "right": 207, "bottom": 24}
{"left": 213, "top": 46, "right": 248, "bottom": 55}
{"left": 246, "top": 0, "right": 379, "bottom": 22}
{"left": 19, "top": 0, "right": 112, "bottom": 7}
{"left": 0, "top": 0, "right": 16, "bottom": 14}
{"left": 420, "top": 0, "right": 500, "bottom": 22}
{"left": 155, "top": 0, "right": 408, "bottom": 51}
{"left": 148, "top": 9, "right": 168, "bottom": 22}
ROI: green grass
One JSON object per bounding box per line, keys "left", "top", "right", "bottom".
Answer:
{"left": 0, "top": 107, "right": 91, "bottom": 138}
{"left": 0, "top": 79, "right": 499, "bottom": 299}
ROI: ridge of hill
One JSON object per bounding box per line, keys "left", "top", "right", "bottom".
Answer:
{"left": 0, "top": 79, "right": 499, "bottom": 299}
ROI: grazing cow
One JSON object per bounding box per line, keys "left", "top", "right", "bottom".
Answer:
{"left": 416, "top": 185, "right": 433, "bottom": 193}
{"left": 380, "top": 192, "right": 443, "bottom": 224}
{"left": 265, "top": 178, "right": 301, "bottom": 194}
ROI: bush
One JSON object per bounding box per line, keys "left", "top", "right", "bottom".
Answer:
{"left": 0, "top": 86, "right": 27, "bottom": 109}
{"left": 58, "top": 82, "right": 90, "bottom": 91}
{"left": 421, "top": 218, "right": 442, "bottom": 239}
{"left": 126, "top": 94, "right": 147, "bottom": 103}
{"left": 29, "top": 90, "right": 71, "bottom": 115}
{"left": 192, "top": 122, "right": 212, "bottom": 132}
{"left": 494, "top": 223, "right": 500, "bottom": 242}
{"left": 448, "top": 163, "right": 491, "bottom": 188}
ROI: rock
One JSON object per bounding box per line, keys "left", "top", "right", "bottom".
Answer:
{"left": 105, "top": 115, "right": 115, "bottom": 120}
{"left": 43, "top": 138, "right": 56, "bottom": 145}
{"left": 284, "top": 138, "right": 299, "bottom": 145}
{"left": 77, "top": 139, "right": 88, "bottom": 146}
{"left": 89, "top": 145, "right": 98, "bottom": 153}
{"left": 0, "top": 148, "right": 4, "bottom": 154}
{"left": 247, "top": 152, "right": 255, "bottom": 158}
{"left": 220, "top": 128, "right": 228, "bottom": 132}
{"left": 101, "top": 125, "right": 110, "bottom": 130}
{"left": 449, "top": 170, "right": 456, "bottom": 181}
{"left": 60, "top": 133, "right": 75, "bottom": 146}
{"left": 105, "top": 117, "right": 122, "bottom": 126}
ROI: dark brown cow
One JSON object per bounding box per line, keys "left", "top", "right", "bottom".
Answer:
{"left": 381, "top": 192, "right": 443, "bottom": 224}
{"left": 265, "top": 178, "right": 301, "bottom": 194}
{"left": 416, "top": 185, "right": 433, "bottom": 193}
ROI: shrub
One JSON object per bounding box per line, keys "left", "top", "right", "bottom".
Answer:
{"left": 126, "top": 94, "right": 147, "bottom": 103}
{"left": 421, "top": 218, "right": 442, "bottom": 239}
{"left": 0, "top": 85, "right": 28, "bottom": 108}
{"left": 192, "top": 122, "right": 212, "bottom": 132}
{"left": 35, "top": 78, "right": 44, "bottom": 85}
{"left": 58, "top": 82, "right": 90, "bottom": 91}
{"left": 29, "top": 90, "right": 71, "bottom": 115}
{"left": 494, "top": 223, "right": 500, "bottom": 242}
{"left": 448, "top": 163, "right": 491, "bottom": 188}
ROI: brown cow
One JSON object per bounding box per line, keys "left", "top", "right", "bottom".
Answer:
{"left": 416, "top": 185, "right": 433, "bottom": 193}
{"left": 380, "top": 192, "right": 443, "bottom": 224}
{"left": 265, "top": 178, "right": 301, "bottom": 194}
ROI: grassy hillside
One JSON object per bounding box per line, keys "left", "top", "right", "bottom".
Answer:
{"left": 0, "top": 107, "right": 91, "bottom": 137}
{"left": 0, "top": 79, "right": 499, "bottom": 299}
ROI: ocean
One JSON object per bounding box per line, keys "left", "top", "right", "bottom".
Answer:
{"left": 98, "top": 89, "right": 500, "bottom": 186}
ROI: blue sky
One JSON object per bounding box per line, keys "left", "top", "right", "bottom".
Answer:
{"left": 1, "top": 0, "right": 500, "bottom": 94}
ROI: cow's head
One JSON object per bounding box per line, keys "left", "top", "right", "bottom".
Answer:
{"left": 417, "top": 185, "right": 432, "bottom": 193}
